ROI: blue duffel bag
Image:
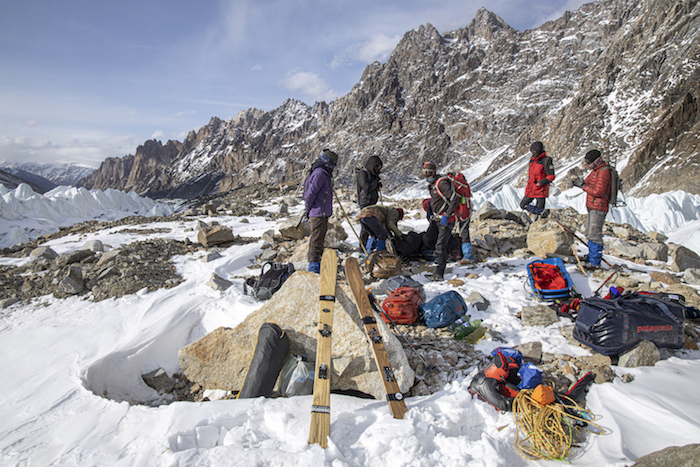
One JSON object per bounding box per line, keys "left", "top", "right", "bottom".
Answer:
{"left": 420, "top": 291, "right": 468, "bottom": 328}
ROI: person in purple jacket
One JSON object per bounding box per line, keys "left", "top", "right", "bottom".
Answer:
{"left": 303, "top": 148, "right": 339, "bottom": 273}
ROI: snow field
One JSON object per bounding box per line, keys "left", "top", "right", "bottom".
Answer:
{"left": 1, "top": 183, "right": 700, "bottom": 466}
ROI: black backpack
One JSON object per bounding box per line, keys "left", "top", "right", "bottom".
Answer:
{"left": 244, "top": 262, "right": 295, "bottom": 300}
{"left": 393, "top": 231, "right": 424, "bottom": 258}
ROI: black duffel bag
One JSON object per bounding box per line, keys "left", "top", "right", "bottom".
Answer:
{"left": 573, "top": 292, "right": 686, "bottom": 356}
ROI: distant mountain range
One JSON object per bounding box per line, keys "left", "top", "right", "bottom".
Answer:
{"left": 0, "top": 162, "right": 95, "bottom": 192}
{"left": 61, "top": 0, "right": 700, "bottom": 198}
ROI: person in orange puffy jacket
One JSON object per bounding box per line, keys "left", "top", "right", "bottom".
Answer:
{"left": 572, "top": 149, "right": 612, "bottom": 267}
{"left": 520, "top": 141, "right": 555, "bottom": 219}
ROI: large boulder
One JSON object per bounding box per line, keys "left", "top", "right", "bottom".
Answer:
{"left": 633, "top": 443, "right": 700, "bottom": 467}
{"left": 670, "top": 245, "right": 700, "bottom": 272}
{"left": 526, "top": 219, "right": 573, "bottom": 258}
{"left": 178, "top": 270, "right": 414, "bottom": 400}
{"left": 684, "top": 268, "right": 700, "bottom": 286}
{"left": 197, "top": 225, "right": 235, "bottom": 247}
{"left": 29, "top": 246, "right": 58, "bottom": 261}
{"left": 608, "top": 238, "right": 643, "bottom": 259}
{"left": 639, "top": 242, "right": 668, "bottom": 262}
{"left": 617, "top": 340, "right": 660, "bottom": 368}
{"left": 476, "top": 201, "right": 502, "bottom": 221}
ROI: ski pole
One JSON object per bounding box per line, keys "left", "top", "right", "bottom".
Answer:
{"left": 593, "top": 269, "right": 618, "bottom": 296}
{"left": 332, "top": 186, "right": 367, "bottom": 255}
{"left": 557, "top": 222, "right": 587, "bottom": 276}
{"left": 551, "top": 217, "right": 614, "bottom": 269}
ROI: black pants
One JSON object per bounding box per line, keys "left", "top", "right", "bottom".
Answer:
{"left": 359, "top": 204, "right": 370, "bottom": 248}
{"left": 359, "top": 217, "right": 389, "bottom": 241}
{"left": 434, "top": 219, "right": 455, "bottom": 276}
{"left": 520, "top": 197, "right": 545, "bottom": 212}
{"left": 458, "top": 217, "right": 471, "bottom": 244}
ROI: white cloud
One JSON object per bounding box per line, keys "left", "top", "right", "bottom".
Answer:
{"left": 0, "top": 134, "right": 138, "bottom": 167}
{"left": 251, "top": 64, "right": 262, "bottom": 71}
{"left": 281, "top": 71, "right": 337, "bottom": 103}
{"left": 331, "top": 33, "right": 402, "bottom": 69}
{"left": 356, "top": 33, "right": 402, "bottom": 63}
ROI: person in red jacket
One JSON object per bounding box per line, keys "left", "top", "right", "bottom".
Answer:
{"left": 520, "top": 141, "right": 555, "bottom": 219}
{"left": 572, "top": 149, "right": 612, "bottom": 267}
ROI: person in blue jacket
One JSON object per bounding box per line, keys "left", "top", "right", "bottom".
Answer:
{"left": 303, "top": 149, "right": 338, "bottom": 273}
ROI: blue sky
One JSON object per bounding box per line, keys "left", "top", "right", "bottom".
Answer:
{"left": 0, "top": 0, "right": 589, "bottom": 168}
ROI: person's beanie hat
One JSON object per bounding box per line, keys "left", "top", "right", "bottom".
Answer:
{"left": 530, "top": 141, "right": 544, "bottom": 155}
{"left": 322, "top": 148, "right": 339, "bottom": 165}
{"left": 422, "top": 161, "right": 437, "bottom": 178}
{"left": 585, "top": 150, "right": 601, "bottom": 164}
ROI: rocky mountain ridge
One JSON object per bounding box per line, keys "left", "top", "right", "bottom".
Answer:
{"left": 78, "top": 0, "right": 699, "bottom": 198}
{"left": 1, "top": 161, "right": 95, "bottom": 190}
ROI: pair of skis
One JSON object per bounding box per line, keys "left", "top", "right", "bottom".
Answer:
{"left": 309, "top": 251, "right": 407, "bottom": 448}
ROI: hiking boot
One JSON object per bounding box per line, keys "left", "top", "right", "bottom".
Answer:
{"left": 431, "top": 273, "right": 444, "bottom": 282}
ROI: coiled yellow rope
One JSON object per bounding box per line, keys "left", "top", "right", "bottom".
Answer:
{"left": 513, "top": 387, "right": 605, "bottom": 461}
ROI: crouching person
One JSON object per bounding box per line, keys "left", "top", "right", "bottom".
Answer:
{"left": 520, "top": 141, "right": 555, "bottom": 219}
{"left": 357, "top": 205, "right": 404, "bottom": 254}
{"left": 303, "top": 149, "right": 339, "bottom": 273}
{"left": 571, "top": 149, "right": 612, "bottom": 268}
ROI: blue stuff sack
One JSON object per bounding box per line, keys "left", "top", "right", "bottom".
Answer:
{"left": 517, "top": 362, "right": 543, "bottom": 389}
{"left": 420, "top": 291, "right": 468, "bottom": 328}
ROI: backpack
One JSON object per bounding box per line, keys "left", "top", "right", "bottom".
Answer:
{"left": 420, "top": 291, "right": 468, "bottom": 328}
{"left": 393, "top": 231, "right": 424, "bottom": 258}
{"left": 384, "top": 274, "right": 425, "bottom": 301}
{"left": 381, "top": 287, "right": 423, "bottom": 324}
{"left": 573, "top": 292, "right": 685, "bottom": 355}
{"left": 602, "top": 165, "right": 625, "bottom": 207}
{"left": 365, "top": 251, "right": 402, "bottom": 279}
{"left": 435, "top": 173, "right": 472, "bottom": 221}
{"left": 244, "top": 262, "right": 295, "bottom": 300}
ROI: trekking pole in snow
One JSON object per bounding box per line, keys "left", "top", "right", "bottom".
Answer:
{"left": 332, "top": 186, "right": 367, "bottom": 256}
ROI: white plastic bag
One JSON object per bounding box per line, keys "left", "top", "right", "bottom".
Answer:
{"left": 282, "top": 355, "right": 314, "bottom": 397}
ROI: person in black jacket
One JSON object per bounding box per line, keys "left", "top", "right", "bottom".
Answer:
{"left": 422, "top": 161, "right": 460, "bottom": 281}
{"left": 356, "top": 155, "right": 383, "bottom": 249}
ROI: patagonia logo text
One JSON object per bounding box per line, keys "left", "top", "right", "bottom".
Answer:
{"left": 637, "top": 324, "right": 673, "bottom": 333}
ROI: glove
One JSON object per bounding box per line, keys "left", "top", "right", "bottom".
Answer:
{"left": 572, "top": 178, "right": 584, "bottom": 188}
{"left": 440, "top": 215, "right": 449, "bottom": 226}
{"left": 538, "top": 179, "right": 550, "bottom": 187}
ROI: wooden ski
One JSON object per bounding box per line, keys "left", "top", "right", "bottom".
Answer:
{"left": 345, "top": 256, "right": 408, "bottom": 419}
{"left": 309, "top": 249, "right": 338, "bottom": 448}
